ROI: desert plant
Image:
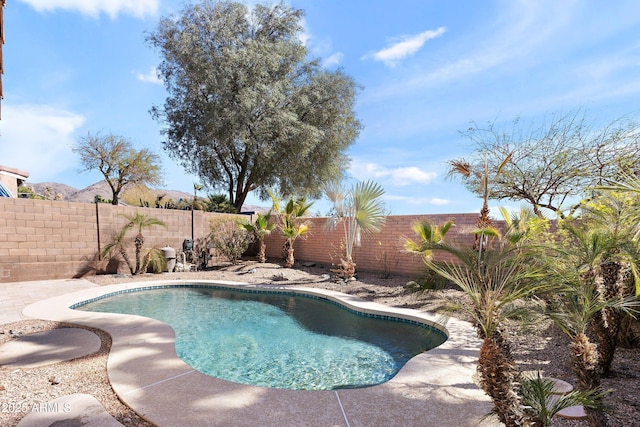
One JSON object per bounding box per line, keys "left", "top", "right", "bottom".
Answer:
{"left": 126, "top": 212, "right": 166, "bottom": 274}
{"left": 535, "top": 221, "right": 639, "bottom": 427}
{"left": 101, "top": 212, "right": 166, "bottom": 275}
{"left": 17, "top": 185, "right": 41, "bottom": 199}
{"left": 101, "top": 226, "right": 136, "bottom": 275}
{"left": 405, "top": 220, "right": 554, "bottom": 426}
{"left": 447, "top": 153, "right": 512, "bottom": 253}
{"left": 94, "top": 194, "right": 111, "bottom": 204}
{"left": 241, "top": 211, "right": 276, "bottom": 263}
{"left": 519, "top": 373, "right": 606, "bottom": 427}
{"left": 270, "top": 194, "right": 313, "bottom": 268}
{"left": 324, "top": 180, "right": 386, "bottom": 279}
{"left": 142, "top": 247, "right": 166, "bottom": 273}
{"left": 206, "top": 194, "right": 240, "bottom": 213}
{"left": 375, "top": 241, "right": 398, "bottom": 279}
{"left": 210, "top": 217, "right": 253, "bottom": 264}
{"left": 73, "top": 251, "right": 121, "bottom": 278}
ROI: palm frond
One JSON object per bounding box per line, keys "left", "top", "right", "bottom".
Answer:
{"left": 520, "top": 373, "right": 607, "bottom": 426}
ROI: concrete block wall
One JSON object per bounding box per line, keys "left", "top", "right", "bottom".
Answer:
{"left": 1, "top": 196, "right": 490, "bottom": 282}
{"left": 0, "top": 198, "right": 98, "bottom": 282}
{"left": 0, "top": 198, "right": 245, "bottom": 283}
{"left": 263, "top": 213, "right": 483, "bottom": 277}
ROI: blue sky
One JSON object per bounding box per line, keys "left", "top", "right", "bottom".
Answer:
{"left": 3, "top": 0, "right": 640, "bottom": 215}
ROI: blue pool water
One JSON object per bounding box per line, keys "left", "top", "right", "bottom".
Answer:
{"left": 76, "top": 286, "right": 446, "bottom": 390}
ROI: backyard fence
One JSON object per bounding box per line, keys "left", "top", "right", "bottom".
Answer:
{"left": 0, "top": 198, "right": 245, "bottom": 283}
{"left": 0, "top": 197, "right": 487, "bottom": 283}
{"left": 262, "top": 213, "right": 482, "bottom": 278}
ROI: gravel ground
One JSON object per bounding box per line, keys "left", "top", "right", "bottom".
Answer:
{"left": 1, "top": 260, "right": 638, "bottom": 426}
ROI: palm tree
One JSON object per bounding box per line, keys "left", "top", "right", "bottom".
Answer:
{"left": 270, "top": 194, "right": 313, "bottom": 268}
{"left": 241, "top": 211, "right": 276, "bottom": 263}
{"left": 405, "top": 221, "right": 550, "bottom": 426}
{"left": 578, "top": 195, "right": 640, "bottom": 374}
{"left": 447, "top": 153, "right": 512, "bottom": 253}
{"left": 499, "top": 206, "right": 549, "bottom": 248}
{"left": 101, "top": 226, "right": 136, "bottom": 275}
{"left": 403, "top": 220, "right": 453, "bottom": 259}
{"left": 540, "top": 222, "right": 640, "bottom": 426}
{"left": 124, "top": 212, "right": 166, "bottom": 274}
{"left": 325, "top": 180, "right": 386, "bottom": 279}
{"left": 519, "top": 373, "right": 605, "bottom": 427}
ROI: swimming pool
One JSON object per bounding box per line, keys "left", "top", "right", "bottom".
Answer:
{"left": 76, "top": 285, "right": 446, "bottom": 390}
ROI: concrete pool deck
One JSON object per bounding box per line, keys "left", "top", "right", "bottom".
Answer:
{"left": 9, "top": 279, "right": 497, "bottom": 426}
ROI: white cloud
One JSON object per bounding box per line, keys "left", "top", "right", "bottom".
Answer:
{"left": 363, "top": 1, "right": 581, "bottom": 102}
{"left": 297, "top": 17, "right": 312, "bottom": 46}
{"left": 385, "top": 194, "right": 451, "bottom": 206}
{"left": 429, "top": 197, "right": 450, "bottom": 206}
{"left": 365, "top": 27, "right": 446, "bottom": 67}
{"left": 17, "top": 0, "right": 159, "bottom": 19}
{"left": 136, "top": 67, "right": 163, "bottom": 85}
{"left": 350, "top": 162, "right": 437, "bottom": 186}
{"left": 322, "top": 52, "right": 344, "bottom": 68}
{"left": 0, "top": 104, "right": 85, "bottom": 181}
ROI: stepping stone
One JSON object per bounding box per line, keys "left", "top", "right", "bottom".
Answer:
{"left": 545, "top": 377, "right": 574, "bottom": 394}
{"left": 17, "top": 394, "right": 123, "bottom": 426}
{"left": 543, "top": 378, "right": 586, "bottom": 420}
{"left": 556, "top": 405, "right": 587, "bottom": 419}
{"left": 0, "top": 328, "right": 101, "bottom": 368}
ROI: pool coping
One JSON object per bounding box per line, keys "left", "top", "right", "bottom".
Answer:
{"left": 23, "top": 280, "right": 496, "bottom": 427}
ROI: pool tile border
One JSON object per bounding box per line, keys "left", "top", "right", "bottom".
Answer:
{"left": 23, "top": 280, "right": 496, "bottom": 427}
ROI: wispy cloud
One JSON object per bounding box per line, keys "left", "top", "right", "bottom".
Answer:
{"left": 297, "top": 16, "right": 312, "bottom": 46}
{"left": 136, "top": 67, "right": 162, "bottom": 85}
{"left": 322, "top": 52, "right": 344, "bottom": 68}
{"left": 385, "top": 194, "right": 450, "bottom": 206}
{"left": 364, "top": 27, "right": 446, "bottom": 67}
{"left": 0, "top": 104, "right": 85, "bottom": 181}
{"left": 361, "top": 1, "right": 582, "bottom": 105}
{"left": 350, "top": 161, "right": 437, "bottom": 186}
{"left": 17, "top": 0, "right": 159, "bottom": 19}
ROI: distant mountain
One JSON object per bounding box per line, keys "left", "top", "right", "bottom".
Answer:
{"left": 24, "top": 180, "right": 267, "bottom": 213}
{"left": 28, "top": 182, "right": 80, "bottom": 201}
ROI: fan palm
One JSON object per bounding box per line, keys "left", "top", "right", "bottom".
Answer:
{"left": 325, "top": 180, "right": 386, "bottom": 279}
{"left": 270, "top": 194, "right": 313, "bottom": 268}
{"left": 241, "top": 211, "right": 276, "bottom": 263}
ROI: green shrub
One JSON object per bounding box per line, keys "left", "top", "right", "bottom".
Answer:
{"left": 210, "top": 217, "right": 253, "bottom": 264}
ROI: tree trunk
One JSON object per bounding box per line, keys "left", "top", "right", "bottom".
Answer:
{"left": 332, "top": 256, "right": 356, "bottom": 279}
{"left": 134, "top": 234, "right": 144, "bottom": 274}
{"left": 593, "top": 260, "right": 623, "bottom": 375}
{"left": 284, "top": 240, "right": 295, "bottom": 268}
{"left": 118, "top": 246, "right": 135, "bottom": 275}
{"left": 257, "top": 239, "right": 266, "bottom": 263}
{"left": 477, "top": 330, "right": 527, "bottom": 426}
{"left": 570, "top": 333, "right": 608, "bottom": 427}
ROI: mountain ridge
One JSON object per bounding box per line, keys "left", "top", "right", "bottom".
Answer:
{"left": 24, "top": 181, "right": 266, "bottom": 213}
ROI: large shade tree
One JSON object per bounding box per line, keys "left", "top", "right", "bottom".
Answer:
{"left": 450, "top": 110, "right": 640, "bottom": 218}
{"left": 147, "top": 0, "right": 361, "bottom": 212}
{"left": 73, "top": 133, "right": 163, "bottom": 205}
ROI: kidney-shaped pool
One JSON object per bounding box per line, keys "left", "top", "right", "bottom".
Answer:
{"left": 75, "top": 285, "right": 447, "bottom": 390}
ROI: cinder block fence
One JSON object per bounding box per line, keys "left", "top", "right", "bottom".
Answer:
{"left": 262, "top": 213, "right": 481, "bottom": 277}
{"left": 0, "top": 198, "right": 242, "bottom": 283}
{"left": 1, "top": 197, "right": 485, "bottom": 283}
